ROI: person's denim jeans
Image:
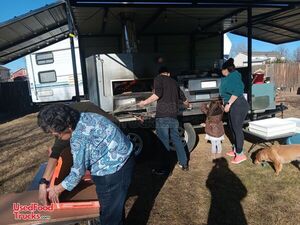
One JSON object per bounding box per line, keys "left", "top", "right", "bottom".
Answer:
{"left": 92, "top": 154, "right": 135, "bottom": 225}
{"left": 155, "top": 117, "right": 188, "bottom": 166}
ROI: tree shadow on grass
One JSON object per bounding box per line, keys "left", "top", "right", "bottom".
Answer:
{"left": 206, "top": 157, "right": 248, "bottom": 225}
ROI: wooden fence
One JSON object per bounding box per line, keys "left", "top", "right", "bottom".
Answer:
{"left": 265, "top": 63, "right": 300, "bottom": 92}
{"left": 0, "top": 81, "right": 36, "bottom": 115}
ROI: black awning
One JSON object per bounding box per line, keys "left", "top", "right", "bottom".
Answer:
{"left": 1, "top": 0, "right": 299, "bottom": 66}
{"left": 0, "top": 1, "right": 69, "bottom": 64}
{"left": 232, "top": 6, "right": 300, "bottom": 44}
{"left": 69, "top": 0, "right": 300, "bottom": 44}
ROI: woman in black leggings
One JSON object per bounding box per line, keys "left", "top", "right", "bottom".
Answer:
{"left": 219, "top": 58, "right": 250, "bottom": 164}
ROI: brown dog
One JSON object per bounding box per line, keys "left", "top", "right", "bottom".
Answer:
{"left": 254, "top": 144, "right": 300, "bottom": 175}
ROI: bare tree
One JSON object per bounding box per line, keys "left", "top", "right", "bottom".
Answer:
{"left": 293, "top": 47, "right": 300, "bottom": 62}
{"left": 230, "top": 42, "right": 247, "bottom": 57}
{"left": 276, "top": 46, "right": 289, "bottom": 61}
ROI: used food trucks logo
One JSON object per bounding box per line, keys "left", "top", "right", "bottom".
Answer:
{"left": 13, "top": 203, "right": 53, "bottom": 220}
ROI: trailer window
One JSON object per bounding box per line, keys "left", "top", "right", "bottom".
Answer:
{"left": 36, "top": 52, "right": 54, "bottom": 65}
{"left": 38, "top": 70, "right": 57, "bottom": 83}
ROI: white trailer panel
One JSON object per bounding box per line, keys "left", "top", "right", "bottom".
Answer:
{"left": 26, "top": 38, "right": 84, "bottom": 103}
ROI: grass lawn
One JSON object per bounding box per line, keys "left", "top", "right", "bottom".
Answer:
{"left": 0, "top": 95, "right": 299, "bottom": 225}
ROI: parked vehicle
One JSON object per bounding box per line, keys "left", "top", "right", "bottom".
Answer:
{"left": 25, "top": 34, "right": 284, "bottom": 158}
{"left": 25, "top": 39, "right": 84, "bottom": 103}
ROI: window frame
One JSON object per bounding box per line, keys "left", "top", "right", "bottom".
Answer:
{"left": 35, "top": 51, "right": 54, "bottom": 65}
{"left": 38, "top": 70, "right": 57, "bottom": 83}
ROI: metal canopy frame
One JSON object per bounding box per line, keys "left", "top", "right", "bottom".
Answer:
{"left": 0, "top": 0, "right": 81, "bottom": 101}
{"left": 1, "top": 1, "right": 299, "bottom": 64}
{"left": 66, "top": 0, "right": 80, "bottom": 101}
{"left": 101, "top": 8, "right": 109, "bottom": 33}
{"left": 69, "top": 0, "right": 300, "bottom": 111}
{"left": 197, "top": 8, "right": 246, "bottom": 33}
{"left": 70, "top": 1, "right": 300, "bottom": 44}
{"left": 0, "top": 0, "right": 299, "bottom": 106}
{"left": 262, "top": 22, "right": 300, "bottom": 36}
{"left": 0, "top": 1, "right": 69, "bottom": 64}
{"left": 0, "top": 27, "right": 69, "bottom": 59}
{"left": 69, "top": 0, "right": 298, "bottom": 8}
{"left": 139, "top": 8, "right": 166, "bottom": 34}
{"left": 0, "top": 23, "right": 68, "bottom": 54}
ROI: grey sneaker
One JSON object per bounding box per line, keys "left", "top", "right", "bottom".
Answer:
{"left": 178, "top": 164, "right": 189, "bottom": 171}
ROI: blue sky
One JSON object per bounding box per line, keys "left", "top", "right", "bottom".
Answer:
{"left": 227, "top": 33, "right": 300, "bottom": 57}
{"left": 1, "top": 0, "right": 56, "bottom": 72}
{"left": 1, "top": 0, "right": 300, "bottom": 72}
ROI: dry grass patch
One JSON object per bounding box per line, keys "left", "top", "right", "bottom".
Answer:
{"left": 0, "top": 113, "right": 52, "bottom": 194}
{"left": 0, "top": 94, "right": 299, "bottom": 224}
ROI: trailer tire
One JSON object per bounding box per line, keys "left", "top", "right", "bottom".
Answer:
{"left": 170, "top": 122, "right": 196, "bottom": 152}
{"left": 127, "top": 129, "right": 152, "bottom": 161}
{"left": 184, "top": 123, "right": 197, "bottom": 152}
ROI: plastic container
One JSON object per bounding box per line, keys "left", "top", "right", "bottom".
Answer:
{"left": 248, "top": 118, "right": 296, "bottom": 137}
{"left": 284, "top": 117, "right": 300, "bottom": 133}
{"left": 285, "top": 133, "right": 300, "bottom": 144}
{"left": 252, "top": 71, "right": 264, "bottom": 84}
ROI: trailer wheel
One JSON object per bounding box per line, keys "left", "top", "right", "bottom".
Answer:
{"left": 127, "top": 132, "right": 144, "bottom": 157}
{"left": 170, "top": 122, "right": 196, "bottom": 152}
{"left": 127, "top": 129, "right": 151, "bottom": 160}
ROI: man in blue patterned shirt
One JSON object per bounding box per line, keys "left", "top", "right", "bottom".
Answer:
{"left": 38, "top": 104, "right": 134, "bottom": 225}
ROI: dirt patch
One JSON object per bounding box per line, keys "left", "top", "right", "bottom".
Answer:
{"left": 0, "top": 95, "right": 300, "bottom": 225}
{"left": 280, "top": 95, "right": 300, "bottom": 117}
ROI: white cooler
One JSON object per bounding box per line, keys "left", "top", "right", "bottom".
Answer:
{"left": 284, "top": 117, "right": 300, "bottom": 133}
{"left": 248, "top": 118, "right": 296, "bottom": 137}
